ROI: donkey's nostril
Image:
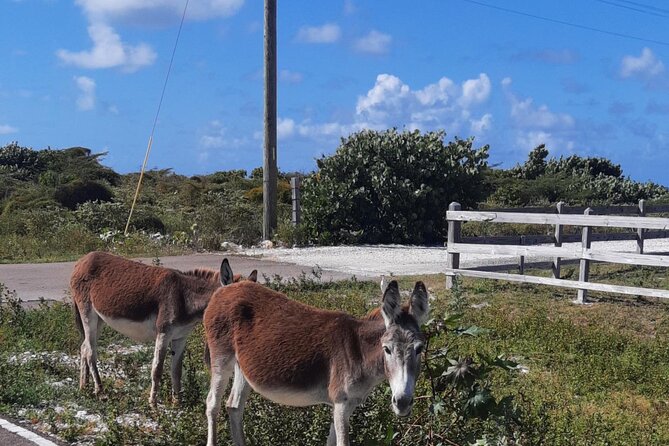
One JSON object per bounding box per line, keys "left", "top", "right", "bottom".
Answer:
{"left": 392, "top": 396, "right": 397, "bottom": 405}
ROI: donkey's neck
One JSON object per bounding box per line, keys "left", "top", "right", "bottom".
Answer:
{"left": 181, "top": 274, "right": 220, "bottom": 321}
{"left": 356, "top": 318, "right": 387, "bottom": 382}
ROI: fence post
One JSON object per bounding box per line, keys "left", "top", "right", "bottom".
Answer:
{"left": 291, "top": 176, "right": 301, "bottom": 226}
{"left": 552, "top": 201, "right": 565, "bottom": 279}
{"left": 519, "top": 235, "right": 526, "bottom": 275}
{"left": 637, "top": 199, "right": 645, "bottom": 254}
{"left": 446, "top": 202, "right": 461, "bottom": 289}
{"left": 576, "top": 207, "right": 593, "bottom": 304}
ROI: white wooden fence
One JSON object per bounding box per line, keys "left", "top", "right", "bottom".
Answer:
{"left": 445, "top": 201, "right": 669, "bottom": 303}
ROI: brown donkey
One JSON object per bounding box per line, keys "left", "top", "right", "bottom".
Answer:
{"left": 70, "top": 251, "right": 257, "bottom": 406}
{"left": 203, "top": 279, "right": 429, "bottom": 446}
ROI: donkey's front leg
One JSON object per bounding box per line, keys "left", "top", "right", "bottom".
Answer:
{"left": 169, "top": 337, "right": 188, "bottom": 405}
{"left": 149, "top": 332, "right": 170, "bottom": 407}
{"left": 226, "top": 362, "right": 251, "bottom": 446}
{"left": 206, "top": 355, "right": 235, "bottom": 446}
{"left": 328, "top": 402, "right": 355, "bottom": 446}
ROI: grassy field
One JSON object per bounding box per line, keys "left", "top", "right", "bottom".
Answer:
{"left": 1, "top": 264, "right": 669, "bottom": 445}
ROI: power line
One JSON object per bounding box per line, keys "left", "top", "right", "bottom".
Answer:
{"left": 615, "top": 0, "right": 669, "bottom": 15}
{"left": 125, "top": 0, "right": 190, "bottom": 235}
{"left": 594, "top": 0, "right": 669, "bottom": 18}
{"left": 458, "top": 0, "right": 669, "bottom": 47}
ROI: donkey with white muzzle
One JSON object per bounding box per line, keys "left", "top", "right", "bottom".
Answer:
{"left": 203, "top": 278, "right": 429, "bottom": 446}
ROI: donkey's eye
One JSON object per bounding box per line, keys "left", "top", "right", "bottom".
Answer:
{"left": 415, "top": 345, "right": 424, "bottom": 355}
{"left": 383, "top": 346, "right": 392, "bottom": 355}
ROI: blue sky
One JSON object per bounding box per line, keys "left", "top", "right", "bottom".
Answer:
{"left": 2, "top": 0, "right": 669, "bottom": 185}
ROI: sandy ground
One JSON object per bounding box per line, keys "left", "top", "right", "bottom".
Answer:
{"left": 239, "top": 238, "right": 669, "bottom": 277}
{"left": 1, "top": 238, "right": 668, "bottom": 302}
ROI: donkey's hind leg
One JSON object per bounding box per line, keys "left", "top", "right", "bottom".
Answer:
{"left": 149, "top": 331, "right": 172, "bottom": 407}
{"left": 169, "top": 336, "right": 188, "bottom": 405}
{"left": 78, "top": 304, "right": 103, "bottom": 395}
{"left": 206, "top": 353, "right": 235, "bottom": 446}
{"left": 226, "top": 362, "right": 251, "bottom": 446}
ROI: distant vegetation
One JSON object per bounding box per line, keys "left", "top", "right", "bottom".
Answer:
{"left": 1, "top": 134, "right": 668, "bottom": 262}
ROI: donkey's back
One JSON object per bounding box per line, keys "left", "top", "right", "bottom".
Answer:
{"left": 71, "top": 251, "right": 172, "bottom": 321}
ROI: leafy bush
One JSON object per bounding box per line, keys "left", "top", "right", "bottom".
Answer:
{"left": 243, "top": 179, "right": 291, "bottom": 204}
{"left": 0, "top": 142, "right": 46, "bottom": 181}
{"left": 488, "top": 145, "right": 669, "bottom": 207}
{"left": 302, "top": 129, "right": 489, "bottom": 244}
{"left": 54, "top": 180, "right": 113, "bottom": 210}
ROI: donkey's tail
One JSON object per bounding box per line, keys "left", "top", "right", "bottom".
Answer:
{"left": 203, "top": 341, "right": 211, "bottom": 371}
{"left": 72, "top": 300, "right": 84, "bottom": 339}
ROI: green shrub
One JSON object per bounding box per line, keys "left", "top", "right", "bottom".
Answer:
{"left": 274, "top": 220, "right": 308, "bottom": 247}
{"left": 54, "top": 180, "right": 113, "bottom": 210}
{"left": 488, "top": 145, "right": 669, "bottom": 207}
{"left": 302, "top": 129, "right": 489, "bottom": 244}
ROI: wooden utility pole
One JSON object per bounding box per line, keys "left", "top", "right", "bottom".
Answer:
{"left": 263, "top": 0, "right": 278, "bottom": 240}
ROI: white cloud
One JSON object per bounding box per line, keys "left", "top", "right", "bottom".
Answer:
{"left": 509, "top": 96, "right": 574, "bottom": 130}
{"left": 620, "top": 47, "right": 665, "bottom": 79}
{"left": 62, "top": 1, "right": 244, "bottom": 73}
{"left": 354, "top": 30, "right": 391, "bottom": 55}
{"left": 75, "top": 0, "right": 244, "bottom": 23}
{"left": 279, "top": 69, "right": 304, "bottom": 84}
{"left": 75, "top": 76, "right": 96, "bottom": 111}
{"left": 471, "top": 113, "right": 492, "bottom": 133}
{"left": 356, "top": 74, "right": 411, "bottom": 123}
{"left": 277, "top": 117, "right": 296, "bottom": 139}
{"left": 503, "top": 79, "right": 577, "bottom": 152}
{"left": 459, "top": 74, "right": 492, "bottom": 108}
{"left": 0, "top": 124, "right": 18, "bottom": 135}
{"left": 57, "top": 23, "right": 156, "bottom": 72}
{"left": 355, "top": 73, "right": 493, "bottom": 134}
{"left": 296, "top": 24, "right": 341, "bottom": 44}
{"left": 274, "top": 73, "right": 494, "bottom": 144}
{"left": 199, "top": 120, "right": 249, "bottom": 155}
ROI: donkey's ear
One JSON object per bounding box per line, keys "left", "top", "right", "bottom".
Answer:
{"left": 220, "top": 258, "right": 234, "bottom": 286}
{"left": 248, "top": 270, "right": 258, "bottom": 282}
{"left": 381, "top": 280, "right": 401, "bottom": 328}
{"left": 409, "top": 281, "right": 430, "bottom": 325}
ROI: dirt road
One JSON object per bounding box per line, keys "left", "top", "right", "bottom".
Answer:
{"left": 0, "top": 253, "right": 362, "bottom": 302}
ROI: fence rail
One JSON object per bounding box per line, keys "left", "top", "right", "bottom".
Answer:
{"left": 445, "top": 201, "right": 669, "bottom": 303}
{"left": 481, "top": 203, "right": 669, "bottom": 215}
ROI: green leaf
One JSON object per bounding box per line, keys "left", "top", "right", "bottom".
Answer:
{"left": 458, "top": 325, "right": 490, "bottom": 337}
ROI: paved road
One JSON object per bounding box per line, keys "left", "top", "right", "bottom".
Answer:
{"left": 0, "top": 416, "right": 66, "bottom": 446}
{"left": 0, "top": 253, "right": 363, "bottom": 302}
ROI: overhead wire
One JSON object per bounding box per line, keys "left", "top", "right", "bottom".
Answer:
{"left": 458, "top": 0, "right": 669, "bottom": 47}
{"left": 594, "top": 0, "right": 669, "bottom": 18}
{"left": 613, "top": 0, "right": 669, "bottom": 15}
{"left": 125, "top": 0, "right": 190, "bottom": 235}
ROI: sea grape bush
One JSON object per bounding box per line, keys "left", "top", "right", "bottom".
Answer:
{"left": 302, "top": 129, "right": 490, "bottom": 244}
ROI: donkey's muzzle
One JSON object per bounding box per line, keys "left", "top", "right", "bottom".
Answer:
{"left": 392, "top": 395, "right": 414, "bottom": 417}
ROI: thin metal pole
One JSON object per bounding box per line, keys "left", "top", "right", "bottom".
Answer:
{"left": 263, "top": 0, "right": 278, "bottom": 240}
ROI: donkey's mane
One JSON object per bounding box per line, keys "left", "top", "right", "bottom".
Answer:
{"left": 183, "top": 268, "right": 219, "bottom": 282}
{"left": 362, "top": 303, "right": 411, "bottom": 321}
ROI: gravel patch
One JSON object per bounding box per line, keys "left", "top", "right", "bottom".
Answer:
{"left": 240, "top": 238, "right": 669, "bottom": 277}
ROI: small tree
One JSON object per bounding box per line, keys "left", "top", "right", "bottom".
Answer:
{"left": 302, "top": 129, "right": 489, "bottom": 244}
